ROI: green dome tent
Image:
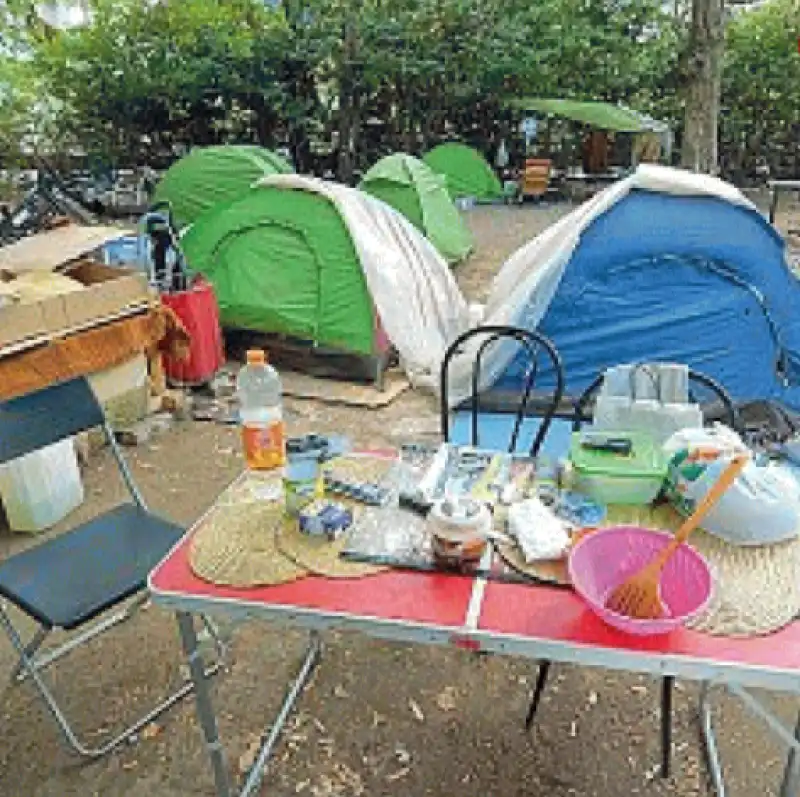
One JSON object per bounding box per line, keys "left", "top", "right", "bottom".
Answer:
{"left": 180, "top": 175, "right": 468, "bottom": 374}
{"left": 423, "top": 142, "right": 502, "bottom": 201}
{"left": 153, "top": 145, "right": 293, "bottom": 229}
{"left": 359, "top": 154, "right": 473, "bottom": 265}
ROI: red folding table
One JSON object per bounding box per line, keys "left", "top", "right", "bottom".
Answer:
{"left": 150, "top": 485, "right": 800, "bottom": 797}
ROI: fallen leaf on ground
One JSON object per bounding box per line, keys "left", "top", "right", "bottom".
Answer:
{"left": 408, "top": 699, "right": 425, "bottom": 722}
{"left": 141, "top": 723, "right": 162, "bottom": 740}
{"left": 386, "top": 767, "right": 410, "bottom": 782}
{"left": 121, "top": 760, "right": 138, "bottom": 771}
{"left": 333, "top": 685, "right": 350, "bottom": 699}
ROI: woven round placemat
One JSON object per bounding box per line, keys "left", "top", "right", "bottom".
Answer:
{"left": 606, "top": 503, "right": 800, "bottom": 638}
{"left": 496, "top": 524, "right": 598, "bottom": 586}
{"left": 277, "top": 507, "right": 386, "bottom": 579}
{"left": 322, "top": 453, "right": 397, "bottom": 487}
{"left": 217, "top": 470, "right": 284, "bottom": 506}
{"left": 190, "top": 500, "right": 307, "bottom": 588}
{"left": 495, "top": 539, "right": 571, "bottom": 585}
{"left": 686, "top": 528, "right": 800, "bottom": 637}
{"left": 497, "top": 499, "right": 800, "bottom": 636}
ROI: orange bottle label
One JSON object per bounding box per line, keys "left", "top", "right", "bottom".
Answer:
{"left": 242, "top": 421, "right": 286, "bottom": 470}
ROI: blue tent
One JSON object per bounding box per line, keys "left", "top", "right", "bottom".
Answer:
{"left": 495, "top": 189, "right": 800, "bottom": 407}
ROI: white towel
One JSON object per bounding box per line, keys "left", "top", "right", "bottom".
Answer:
{"left": 508, "top": 497, "right": 571, "bottom": 563}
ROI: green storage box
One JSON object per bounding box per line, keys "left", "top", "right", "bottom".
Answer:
{"left": 569, "top": 431, "right": 668, "bottom": 505}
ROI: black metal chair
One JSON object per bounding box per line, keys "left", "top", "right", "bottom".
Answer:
{"left": 525, "top": 365, "right": 739, "bottom": 779}
{"left": 0, "top": 377, "right": 223, "bottom": 758}
{"left": 440, "top": 325, "right": 565, "bottom": 456}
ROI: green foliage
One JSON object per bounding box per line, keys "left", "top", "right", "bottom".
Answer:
{"left": 721, "top": 0, "right": 800, "bottom": 178}
{"left": 32, "top": 0, "right": 291, "bottom": 161}
{"left": 2, "top": 0, "right": 797, "bottom": 179}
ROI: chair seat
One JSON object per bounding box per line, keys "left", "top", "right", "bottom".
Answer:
{"left": 0, "top": 504, "right": 184, "bottom": 630}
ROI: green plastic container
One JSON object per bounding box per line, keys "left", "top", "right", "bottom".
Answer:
{"left": 568, "top": 431, "right": 667, "bottom": 506}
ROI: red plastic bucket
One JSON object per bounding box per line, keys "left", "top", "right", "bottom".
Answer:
{"left": 161, "top": 278, "right": 225, "bottom": 385}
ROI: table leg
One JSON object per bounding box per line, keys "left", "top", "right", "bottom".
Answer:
{"left": 779, "top": 709, "right": 800, "bottom": 797}
{"left": 702, "top": 683, "right": 800, "bottom": 797}
{"left": 239, "top": 631, "right": 322, "bottom": 797}
{"left": 177, "top": 612, "right": 233, "bottom": 797}
{"left": 524, "top": 661, "right": 551, "bottom": 731}
{"left": 661, "top": 676, "right": 673, "bottom": 779}
{"left": 700, "top": 682, "right": 727, "bottom": 797}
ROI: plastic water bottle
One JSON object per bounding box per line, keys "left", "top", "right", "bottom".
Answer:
{"left": 237, "top": 349, "right": 285, "bottom": 470}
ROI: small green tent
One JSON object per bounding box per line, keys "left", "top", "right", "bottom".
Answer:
{"left": 180, "top": 176, "right": 468, "bottom": 370}
{"left": 359, "top": 154, "right": 473, "bottom": 265}
{"left": 153, "top": 145, "right": 293, "bottom": 229}
{"left": 182, "top": 182, "right": 375, "bottom": 354}
{"left": 423, "top": 143, "right": 502, "bottom": 201}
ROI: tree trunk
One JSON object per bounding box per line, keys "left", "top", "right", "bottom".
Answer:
{"left": 337, "top": 18, "right": 359, "bottom": 184}
{"left": 680, "top": 0, "right": 725, "bottom": 174}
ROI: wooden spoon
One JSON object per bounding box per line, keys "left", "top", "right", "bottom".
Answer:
{"left": 605, "top": 453, "right": 749, "bottom": 620}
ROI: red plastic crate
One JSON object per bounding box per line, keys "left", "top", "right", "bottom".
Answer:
{"left": 161, "top": 278, "right": 225, "bottom": 385}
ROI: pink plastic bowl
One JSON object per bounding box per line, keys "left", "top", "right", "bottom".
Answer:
{"left": 567, "top": 526, "right": 713, "bottom": 636}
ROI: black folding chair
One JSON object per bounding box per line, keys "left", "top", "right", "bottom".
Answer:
{"left": 440, "top": 325, "right": 565, "bottom": 456}
{"left": 525, "top": 365, "right": 738, "bottom": 779}
{"left": 0, "top": 377, "right": 224, "bottom": 758}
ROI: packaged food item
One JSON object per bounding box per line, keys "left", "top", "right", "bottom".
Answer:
{"left": 298, "top": 500, "right": 353, "bottom": 540}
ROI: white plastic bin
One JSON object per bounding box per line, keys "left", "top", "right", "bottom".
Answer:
{"left": 0, "top": 439, "right": 84, "bottom": 533}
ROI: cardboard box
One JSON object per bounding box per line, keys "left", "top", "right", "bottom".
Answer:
{"left": 0, "top": 259, "right": 152, "bottom": 355}
{"left": 0, "top": 224, "right": 129, "bottom": 274}
{"left": 88, "top": 354, "right": 149, "bottom": 428}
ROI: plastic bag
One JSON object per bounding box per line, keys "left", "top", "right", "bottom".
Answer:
{"left": 665, "top": 444, "right": 800, "bottom": 546}
{"left": 508, "top": 497, "right": 571, "bottom": 562}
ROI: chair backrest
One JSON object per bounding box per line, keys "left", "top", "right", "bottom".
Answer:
{"left": 523, "top": 159, "right": 552, "bottom": 196}
{"left": 0, "top": 376, "right": 147, "bottom": 508}
{"left": 571, "top": 366, "right": 740, "bottom": 433}
{"left": 440, "top": 325, "right": 565, "bottom": 457}
{"left": 0, "top": 378, "right": 105, "bottom": 465}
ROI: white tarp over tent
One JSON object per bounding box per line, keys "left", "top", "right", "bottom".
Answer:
{"left": 261, "top": 174, "right": 470, "bottom": 387}
{"left": 445, "top": 164, "right": 758, "bottom": 406}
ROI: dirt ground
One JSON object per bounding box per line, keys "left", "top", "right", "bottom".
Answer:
{"left": 2, "top": 196, "right": 800, "bottom": 797}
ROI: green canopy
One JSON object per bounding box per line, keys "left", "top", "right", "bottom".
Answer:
{"left": 153, "top": 145, "right": 293, "bottom": 229}
{"left": 359, "top": 154, "right": 473, "bottom": 265}
{"left": 511, "top": 98, "right": 656, "bottom": 133}
{"left": 422, "top": 143, "right": 503, "bottom": 201}
{"left": 181, "top": 184, "right": 376, "bottom": 355}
